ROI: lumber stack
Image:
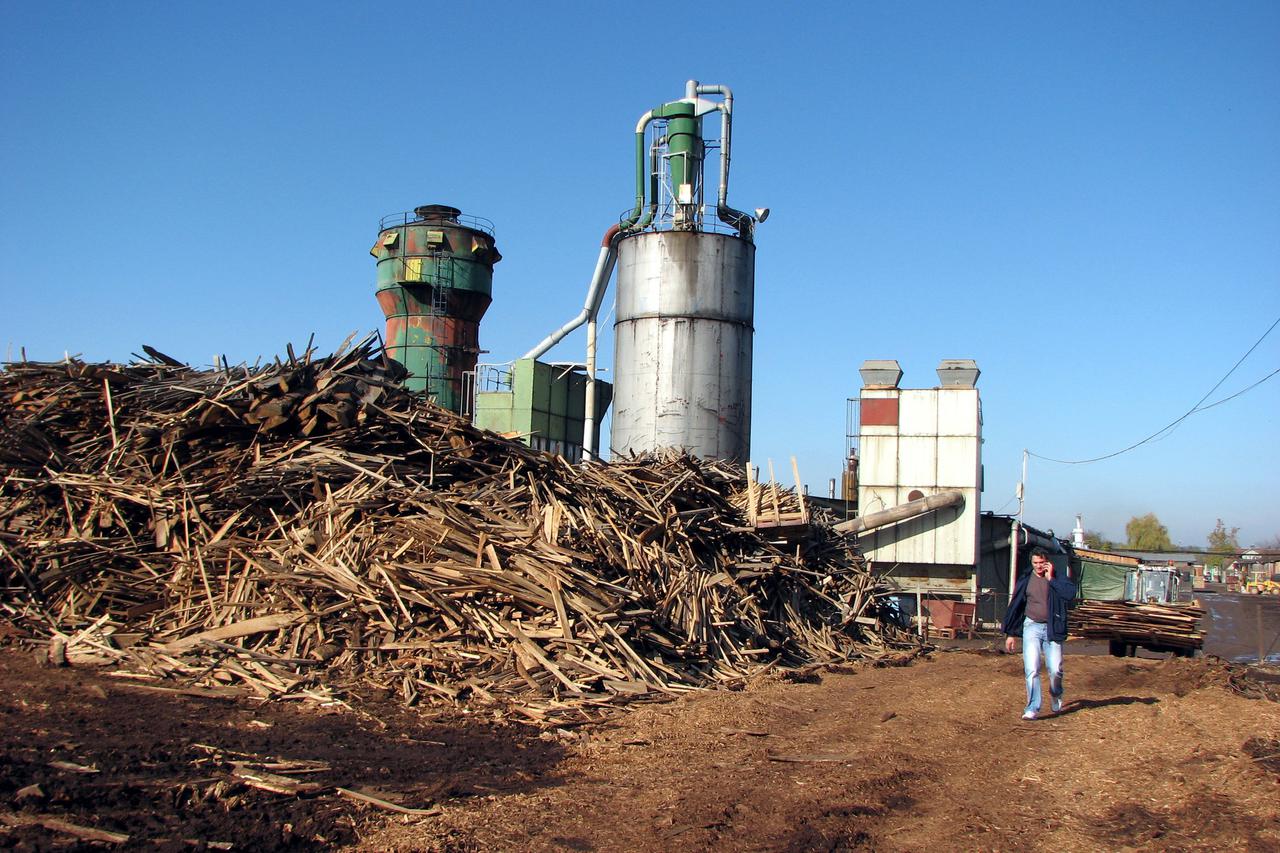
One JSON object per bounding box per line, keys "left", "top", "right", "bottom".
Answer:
{"left": 0, "top": 338, "right": 914, "bottom": 724}
{"left": 1068, "top": 600, "right": 1205, "bottom": 650}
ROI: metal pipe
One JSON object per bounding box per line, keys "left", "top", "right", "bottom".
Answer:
{"left": 982, "top": 527, "right": 1061, "bottom": 554}
{"left": 833, "top": 490, "right": 965, "bottom": 535}
{"left": 583, "top": 316, "right": 600, "bottom": 460}
{"left": 695, "top": 83, "right": 754, "bottom": 233}
{"left": 620, "top": 112, "right": 656, "bottom": 229}
{"left": 1018, "top": 526, "right": 1062, "bottom": 552}
{"left": 1008, "top": 520, "right": 1020, "bottom": 604}
{"left": 520, "top": 225, "right": 620, "bottom": 460}
{"left": 634, "top": 135, "right": 662, "bottom": 231}
{"left": 582, "top": 223, "right": 621, "bottom": 458}
{"left": 522, "top": 225, "right": 620, "bottom": 361}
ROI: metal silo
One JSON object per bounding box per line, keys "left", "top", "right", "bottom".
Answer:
{"left": 611, "top": 82, "right": 764, "bottom": 462}
{"left": 612, "top": 231, "right": 755, "bottom": 460}
{"left": 370, "top": 204, "right": 501, "bottom": 412}
{"left": 521, "top": 81, "right": 765, "bottom": 462}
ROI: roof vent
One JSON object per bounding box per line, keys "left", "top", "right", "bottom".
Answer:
{"left": 859, "top": 359, "right": 902, "bottom": 389}
{"left": 936, "top": 359, "right": 980, "bottom": 388}
{"left": 413, "top": 204, "right": 462, "bottom": 223}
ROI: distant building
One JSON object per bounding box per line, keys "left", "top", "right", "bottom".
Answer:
{"left": 1234, "top": 549, "right": 1279, "bottom": 585}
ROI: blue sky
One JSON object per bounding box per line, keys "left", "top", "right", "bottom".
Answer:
{"left": 2, "top": 2, "right": 1277, "bottom": 547}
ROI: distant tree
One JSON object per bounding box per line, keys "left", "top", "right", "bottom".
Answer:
{"left": 1125, "top": 513, "right": 1173, "bottom": 551}
{"left": 1205, "top": 519, "right": 1240, "bottom": 570}
{"left": 1257, "top": 533, "right": 1280, "bottom": 552}
{"left": 1083, "top": 530, "right": 1114, "bottom": 551}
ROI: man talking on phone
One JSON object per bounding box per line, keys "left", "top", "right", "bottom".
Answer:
{"left": 1002, "top": 546, "right": 1077, "bottom": 720}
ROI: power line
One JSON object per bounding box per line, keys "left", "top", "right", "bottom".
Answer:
{"left": 1193, "top": 365, "right": 1280, "bottom": 413}
{"left": 1029, "top": 313, "right": 1280, "bottom": 465}
{"left": 1088, "top": 546, "right": 1268, "bottom": 557}
{"left": 989, "top": 494, "right": 1018, "bottom": 514}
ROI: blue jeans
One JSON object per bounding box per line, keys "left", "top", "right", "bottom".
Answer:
{"left": 1022, "top": 617, "right": 1063, "bottom": 714}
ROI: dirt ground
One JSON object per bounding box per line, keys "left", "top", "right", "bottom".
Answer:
{"left": 2, "top": 633, "right": 1278, "bottom": 852}
{"left": 370, "top": 650, "right": 1280, "bottom": 852}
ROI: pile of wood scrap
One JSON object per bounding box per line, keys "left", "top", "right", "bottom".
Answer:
{"left": 1068, "top": 600, "right": 1205, "bottom": 651}
{"left": 736, "top": 459, "right": 809, "bottom": 534}
{"left": 0, "top": 337, "right": 915, "bottom": 724}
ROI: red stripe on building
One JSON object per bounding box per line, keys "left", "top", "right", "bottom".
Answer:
{"left": 861, "top": 398, "right": 899, "bottom": 426}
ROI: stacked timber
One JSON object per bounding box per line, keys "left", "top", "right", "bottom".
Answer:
{"left": 0, "top": 337, "right": 913, "bottom": 724}
{"left": 1068, "top": 600, "right": 1205, "bottom": 651}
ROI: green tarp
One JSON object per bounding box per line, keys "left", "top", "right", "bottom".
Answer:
{"left": 1074, "top": 558, "right": 1127, "bottom": 601}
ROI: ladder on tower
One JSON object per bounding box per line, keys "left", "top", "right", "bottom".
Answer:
{"left": 426, "top": 249, "right": 453, "bottom": 315}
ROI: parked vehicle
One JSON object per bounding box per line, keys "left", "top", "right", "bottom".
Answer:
{"left": 1244, "top": 578, "right": 1280, "bottom": 595}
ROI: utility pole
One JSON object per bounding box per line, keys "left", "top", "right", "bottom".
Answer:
{"left": 1009, "top": 450, "right": 1028, "bottom": 599}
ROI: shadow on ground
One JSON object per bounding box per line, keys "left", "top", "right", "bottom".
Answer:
{"left": 1053, "top": 695, "right": 1159, "bottom": 717}
{"left": 0, "top": 647, "right": 568, "bottom": 849}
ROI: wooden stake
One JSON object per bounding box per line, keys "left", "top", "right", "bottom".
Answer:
{"left": 102, "top": 377, "right": 118, "bottom": 450}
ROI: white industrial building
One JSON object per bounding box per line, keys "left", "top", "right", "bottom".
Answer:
{"left": 855, "top": 359, "right": 983, "bottom": 595}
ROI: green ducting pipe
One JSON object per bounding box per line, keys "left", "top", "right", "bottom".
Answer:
{"left": 620, "top": 114, "right": 653, "bottom": 230}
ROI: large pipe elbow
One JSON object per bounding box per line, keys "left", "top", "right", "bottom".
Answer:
{"left": 694, "top": 85, "right": 753, "bottom": 234}
{"left": 633, "top": 109, "right": 656, "bottom": 135}
{"left": 696, "top": 83, "right": 734, "bottom": 104}
{"left": 521, "top": 225, "right": 621, "bottom": 360}
{"left": 620, "top": 111, "right": 657, "bottom": 230}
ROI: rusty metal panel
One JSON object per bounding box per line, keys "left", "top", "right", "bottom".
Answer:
{"left": 860, "top": 397, "right": 898, "bottom": 426}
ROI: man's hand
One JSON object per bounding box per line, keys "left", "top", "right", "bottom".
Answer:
{"left": 1005, "top": 636, "right": 1017, "bottom": 653}
{"left": 1045, "top": 562, "right": 1055, "bottom": 580}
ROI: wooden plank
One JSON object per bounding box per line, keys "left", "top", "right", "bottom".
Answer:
{"left": 158, "top": 612, "right": 307, "bottom": 653}
{"left": 335, "top": 787, "right": 442, "bottom": 816}
{"left": 0, "top": 811, "right": 130, "bottom": 844}
{"left": 496, "top": 618, "right": 585, "bottom": 694}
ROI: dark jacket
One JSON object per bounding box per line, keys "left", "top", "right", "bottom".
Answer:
{"left": 1001, "top": 570, "right": 1077, "bottom": 643}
